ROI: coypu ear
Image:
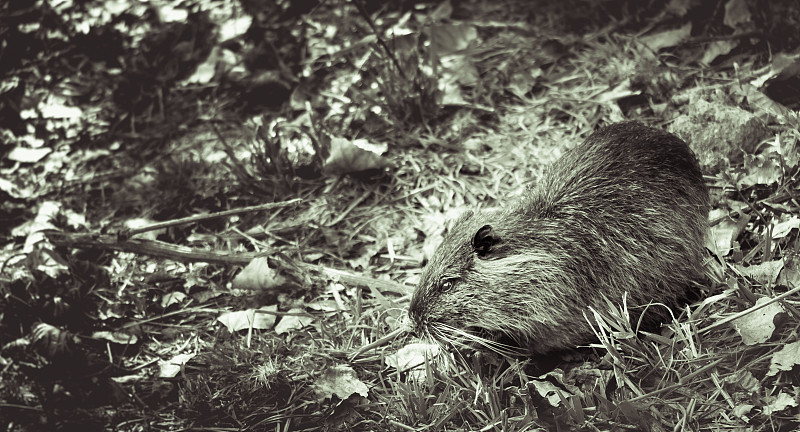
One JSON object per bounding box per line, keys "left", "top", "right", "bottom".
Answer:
{"left": 473, "top": 225, "right": 499, "bottom": 257}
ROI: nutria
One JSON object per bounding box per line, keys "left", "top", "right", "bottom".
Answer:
{"left": 408, "top": 122, "right": 709, "bottom": 355}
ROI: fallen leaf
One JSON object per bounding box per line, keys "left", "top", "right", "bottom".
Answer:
{"left": 528, "top": 378, "right": 573, "bottom": 408}
{"left": 0, "top": 178, "right": 26, "bottom": 199}
{"left": 275, "top": 308, "right": 314, "bottom": 334}
{"left": 155, "top": 3, "right": 188, "bottom": 22}
{"left": 639, "top": 23, "right": 691, "bottom": 52}
{"left": 701, "top": 40, "right": 738, "bottom": 65}
{"left": 314, "top": 365, "right": 369, "bottom": 401}
{"left": 386, "top": 343, "right": 440, "bottom": 371}
{"left": 739, "top": 153, "right": 782, "bottom": 186}
{"left": 217, "top": 305, "right": 278, "bottom": 332}
{"left": 732, "top": 404, "right": 754, "bottom": 420}
{"left": 723, "top": 0, "right": 751, "bottom": 28}
{"left": 32, "top": 323, "right": 74, "bottom": 357}
{"left": 92, "top": 331, "right": 138, "bottom": 345}
{"left": 766, "top": 340, "right": 800, "bottom": 376}
{"left": 125, "top": 217, "right": 165, "bottom": 240}
{"left": 232, "top": 257, "right": 285, "bottom": 290}
{"left": 426, "top": 23, "right": 477, "bottom": 55}
{"left": 39, "top": 96, "right": 83, "bottom": 119}
{"left": 219, "top": 15, "right": 252, "bottom": 40}
{"left": 737, "top": 81, "right": 794, "bottom": 120}
{"left": 323, "top": 137, "right": 389, "bottom": 175}
{"left": 762, "top": 392, "right": 798, "bottom": 415}
{"left": 161, "top": 291, "right": 187, "bottom": 309}
{"left": 707, "top": 208, "right": 750, "bottom": 256}
{"left": 736, "top": 260, "right": 784, "bottom": 285}
{"left": 185, "top": 46, "right": 239, "bottom": 84}
{"left": 666, "top": 0, "right": 690, "bottom": 15}
{"left": 7, "top": 147, "right": 52, "bottom": 163}
{"left": 725, "top": 369, "right": 760, "bottom": 393}
{"left": 777, "top": 257, "right": 800, "bottom": 286}
{"left": 771, "top": 215, "right": 800, "bottom": 239}
{"left": 159, "top": 353, "right": 196, "bottom": 378}
{"left": 731, "top": 297, "right": 785, "bottom": 345}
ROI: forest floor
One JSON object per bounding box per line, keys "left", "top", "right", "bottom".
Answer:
{"left": 2, "top": 0, "right": 800, "bottom": 431}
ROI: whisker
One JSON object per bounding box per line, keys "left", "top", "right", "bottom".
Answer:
{"left": 431, "top": 323, "right": 524, "bottom": 357}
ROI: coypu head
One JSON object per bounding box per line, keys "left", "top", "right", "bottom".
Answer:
{"left": 408, "top": 209, "right": 568, "bottom": 356}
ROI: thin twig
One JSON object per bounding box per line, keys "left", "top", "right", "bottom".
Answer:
{"left": 698, "top": 284, "right": 800, "bottom": 333}
{"left": 126, "top": 199, "right": 302, "bottom": 237}
{"left": 43, "top": 230, "right": 411, "bottom": 295}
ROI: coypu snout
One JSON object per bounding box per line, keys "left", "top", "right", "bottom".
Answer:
{"left": 409, "top": 122, "right": 710, "bottom": 355}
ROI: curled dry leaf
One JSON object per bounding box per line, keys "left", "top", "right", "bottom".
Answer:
{"left": 7, "top": 147, "right": 52, "bottom": 163}
{"left": 725, "top": 369, "right": 760, "bottom": 393}
{"left": 232, "top": 257, "right": 285, "bottom": 291}
{"left": 125, "top": 217, "right": 165, "bottom": 240}
{"left": 762, "top": 392, "right": 798, "bottom": 415}
{"left": 639, "top": 22, "right": 691, "bottom": 53}
{"left": 161, "top": 291, "right": 187, "bottom": 309}
{"left": 707, "top": 208, "right": 750, "bottom": 257}
{"left": 527, "top": 378, "right": 571, "bottom": 408}
{"left": 385, "top": 342, "right": 440, "bottom": 382}
{"left": 777, "top": 257, "right": 800, "bottom": 286}
{"left": 766, "top": 340, "right": 800, "bottom": 377}
{"left": 700, "top": 40, "right": 737, "bottom": 66}
{"left": 735, "top": 260, "right": 784, "bottom": 285}
{"left": 322, "top": 137, "right": 389, "bottom": 176}
{"left": 217, "top": 305, "right": 278, "bottom": 332}
{"left": 159, "top": 353, "right": 196, "bottom": 378}
{"left": 739, "top": 152, "right": 783, "bottom": 187}
{"left": 528, "top": 369, "right": 581, "bottom": 408}
{"left": 723, "top": 0, "right": 751, "bottom": 28}
{"left": 92, "top": 331, "right": 138, "bottom": 345}
{"left": 731, "top": 297, "right": 786, "bottom": 345}
{"left": 386, "top": 343, "right": 440, "bottom": 371}
{"left": 732, "top": 404, "right": 755, "bottom": 420}
{"left": 314, "top": 365, "right": 369, "bottom": 401}
{"left": 771, "top": 215, "right": 800, "bottom": 239}
{"left": 426, "top": 23, "right": 477, "bottom": 56}
{"left": 274, "top": 307, "right": 313, "bottom": 335}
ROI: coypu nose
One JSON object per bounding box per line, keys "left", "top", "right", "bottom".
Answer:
{"left": 407, "top": 295, "right": 427, "bottom": 335}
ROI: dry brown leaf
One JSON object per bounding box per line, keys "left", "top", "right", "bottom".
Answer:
{"left": 385, "top": 342, "right": 440, "bottom": 381}
{"left": 274, "top": 307, "right": 313, "bottom": 335}
{"left": 322, "top": 137, "right": 389, "bottom": 175}
{"left": 766, "top": 340, "right": 800, "bottom": 376}
{"left": 314, "top": 365, "right": 369, "bottom": 401}
{"left": 762, "top": 392, "right": 798, "bottom": 415}
{"left": 92, "top": 331, "right": 138, "bottom": 345}
{"left": 217, "top": 305, "right": 277, "bottom": 332}
{"left": 159, "top": 353, "right": 196, "bottom": 378}
{"left": 426, "top": 24, "right": 477, "bottom": 55}
{"left": 161, "top": 291, "right": 187, "bottom": 309}
{"left": 639, "top": 23, "right": 691, "bottom": 52}
{"left": 731, "top": 297, "right": 785, "bottom": 345}
{"left": 736, "top": 260, "right": 784, "bottom": 285}
{"left": 232, "top": 257, "right": 285, "bottom": 290}
{"left": 771, "top": 215, "right": 800, "bottom": 239}
{"left": 7, "top": 147, "right": 52, "bottom": 163}
{"left": 723, "top": 0, "right": 751, "bottom": 28}
{"left": 707, "top": 208, "right": 749, "bottom": 256}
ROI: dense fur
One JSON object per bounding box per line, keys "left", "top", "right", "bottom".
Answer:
{"left": 409, "top": 122, "right": 710, "bottom": 355}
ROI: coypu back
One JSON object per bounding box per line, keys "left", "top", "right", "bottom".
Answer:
{"left": 409, "top": 122, "right": 709, "bottom": 355}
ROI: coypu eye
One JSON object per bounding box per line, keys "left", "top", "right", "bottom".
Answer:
{"left": 472, "top": 224, "right": 499, "bottom": 257}
{"left": 439, "top": 278, "right": 456, "bottom": 293}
